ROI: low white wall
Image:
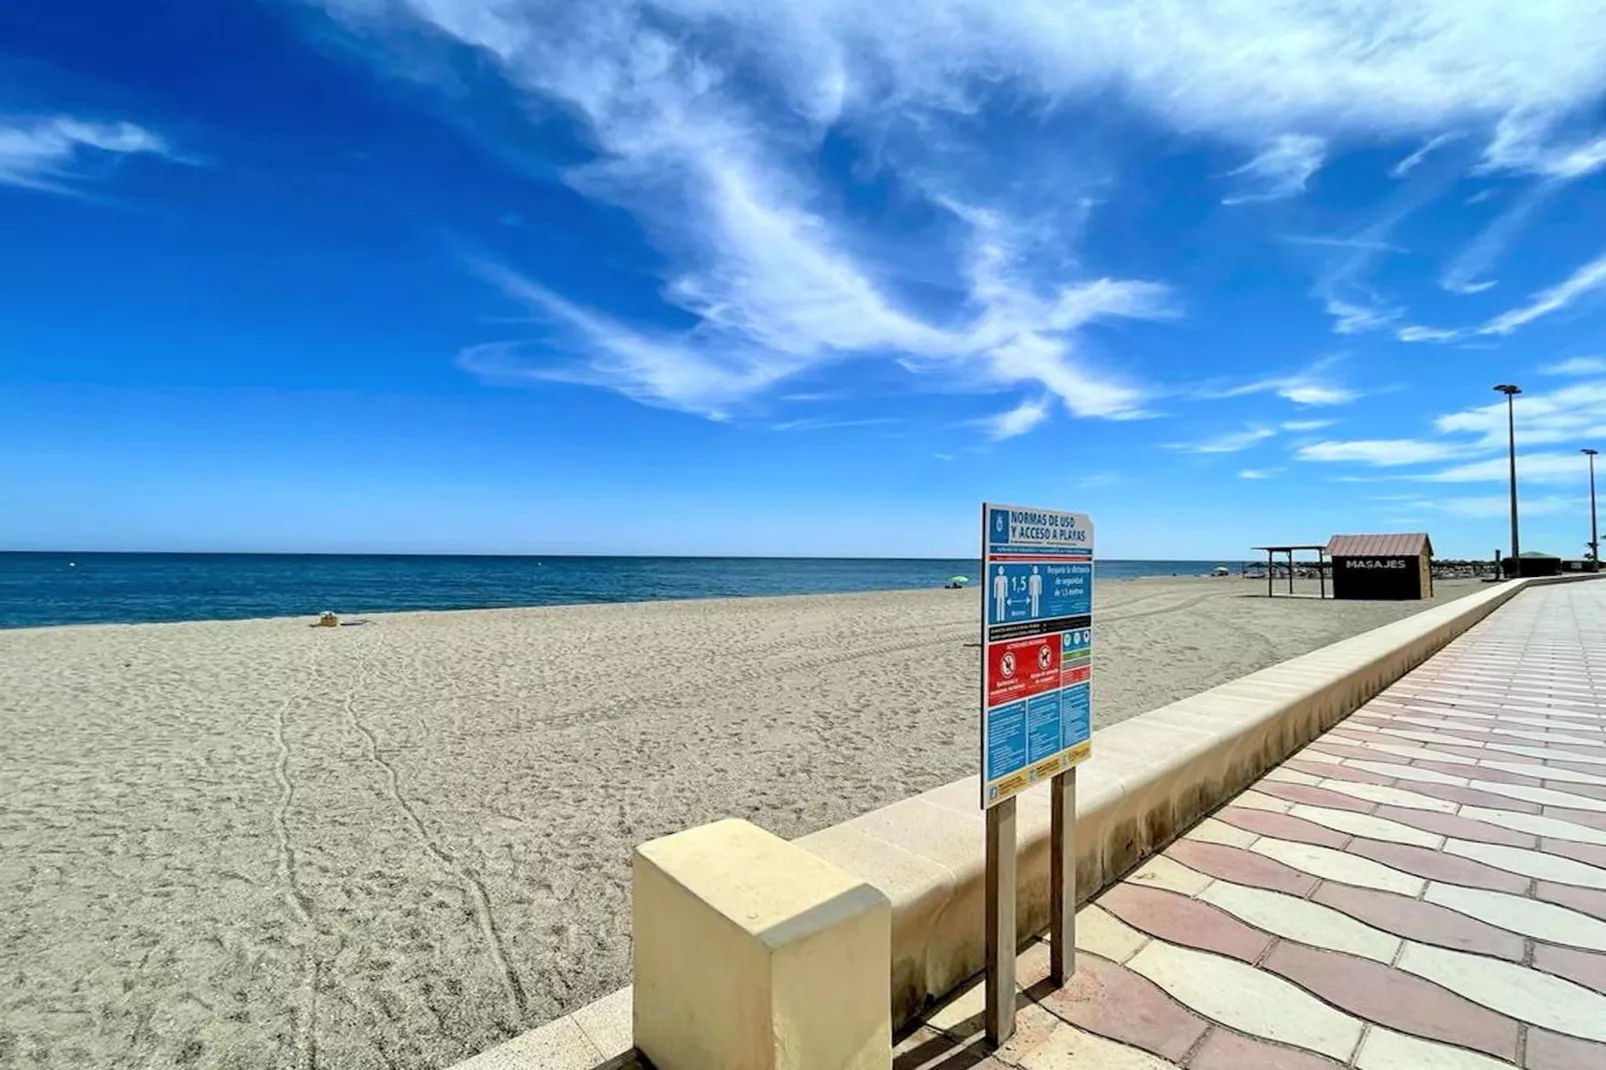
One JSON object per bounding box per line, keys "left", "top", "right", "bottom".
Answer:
{"left": 796, "top": 578, "right": 1568, "bottom": 1025}
{"left": 455, "top": 577, "right": 1594, "bottom": 1066}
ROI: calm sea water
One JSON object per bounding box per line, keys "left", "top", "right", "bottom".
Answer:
{"left": 0, "top": 553, "right": 1244, "bottom": 629}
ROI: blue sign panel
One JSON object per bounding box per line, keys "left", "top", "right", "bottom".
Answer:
{"left": 981, "top": 502, "right": 1094, "bottom": 808}
{"left": 986, "top": 561, "right": 1093, "bottom": 625}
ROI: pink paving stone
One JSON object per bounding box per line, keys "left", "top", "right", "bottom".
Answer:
{"left": 1533, "top": 943, "right": 1606, "bottom": 996}
{"left": 1347, "top": 839, "right": 1532, "bottom": 893}
{"left": 1403, "top": 782, "right": 1542, "bottom": 813}
{"left": 1260, "top": 941, "right": 1519, "bottom": 1062}
{"left": 1286, "top": 761, "right": 1398, "bottom": 787}
{"left": 1415, "top": 759, "right": 1540, "bottom": 786}
{"left": 1213, "top": 807, "right": 1352, "bottom": 849}
{"left": 1537, "top": 881, "right": 1606, "bottom": 921}
{"left": 1542, "top": 838, "right": 1606, "bottom": 870}
{"left": 1372, "top": 805, "right": 1537, "bottom": 847}
{"left": 1542, "top": 806, "right": 1606, "bottom": 831}
{"left": 1165, "top": 840, "right": 1319, "bottom": 897}
{"left": 1526, "top": 1027, "right": 1606, "bottom": 1070}
{"left": 1186, "top": 1028, "right": 1347, "bottom": 1070}
{"left": 1034, "top": 952, "right": 1210, "bottom": 1062}
{"left": 1255, "top": 781, "right": 1377, "bottom": 814}
{"left": 1308, "top": 740, "right": 1388, "bottom": 762}
{"left": 1099, "top": 885, "right": 1274, "bottom": 965}
{"left": 1538, "top": 780, "right": 1606, "bottom": 803}
{"left": 1310, "top": 882, "right": 1525, "bottom": 961}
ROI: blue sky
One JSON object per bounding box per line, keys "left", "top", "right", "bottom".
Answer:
{"left": 6, "top": 2, "right": 1606, "bottom": 559}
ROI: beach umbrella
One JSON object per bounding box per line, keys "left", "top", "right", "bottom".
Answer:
{"left": 949, "top": 575, "right": 970, "bottom": 585}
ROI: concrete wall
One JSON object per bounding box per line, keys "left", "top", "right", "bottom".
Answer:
{"left": 452, "top": 577, "right": 1594, "bottom": 1068}
{"left": 796, "top": 577, "right": 1564, "bottom": 1025}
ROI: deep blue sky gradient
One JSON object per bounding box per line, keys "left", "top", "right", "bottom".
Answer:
{"left": 6, "top": 2, "right": 1606, "bottom": 558}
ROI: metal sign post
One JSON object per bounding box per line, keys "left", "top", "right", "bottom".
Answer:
{"left": 980, "top": 503, "right": 1094, "bottom": 1044}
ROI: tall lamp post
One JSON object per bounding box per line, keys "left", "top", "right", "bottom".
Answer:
{"left": 1585, "top": 448, "right": 1600, "bottom": 572}
{"left": 1495, "top": 383, "right": 1522, "bottom": 577}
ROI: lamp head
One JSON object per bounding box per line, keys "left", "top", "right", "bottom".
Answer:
{"left": 1585, "top": 448, "right": 1600, "bottom": 457}
{"left": 1493, "top": 383, "right": 1523, "bottom": 396}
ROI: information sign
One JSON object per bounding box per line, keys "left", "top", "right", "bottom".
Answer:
{"left": 980, "top": 503, "right": 1093, "bottom": 808}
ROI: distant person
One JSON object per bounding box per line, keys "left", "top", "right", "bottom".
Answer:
{"left": 993, "top": 566, "right": 1008, "bottom": 620}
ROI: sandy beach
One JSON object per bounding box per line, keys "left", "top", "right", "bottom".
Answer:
{"left": 0, "top": 576, "right": 1483, "bottom": 1068}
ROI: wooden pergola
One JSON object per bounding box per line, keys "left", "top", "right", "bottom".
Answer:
{"left": 1251, "top": 544, "right": 1330, "bottom": 599}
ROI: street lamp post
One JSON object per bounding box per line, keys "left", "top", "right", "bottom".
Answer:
{"left": 1495, "top": 384, "right": 1522, "bottom": 577}
{"left": 1585, "top": 448, "right": 1600, "bottom": 572}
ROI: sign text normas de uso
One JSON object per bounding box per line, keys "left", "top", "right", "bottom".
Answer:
{"left": 980, "top": 503, "right": 1093, "bottom": 808}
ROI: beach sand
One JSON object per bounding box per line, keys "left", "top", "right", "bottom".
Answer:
{"left": 0, "top": 576, "right": 1483, "bottom": 1068}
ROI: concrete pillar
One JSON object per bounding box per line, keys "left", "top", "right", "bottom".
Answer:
{"left": 633, "top": 818, "right": 892, "bottom": 1070}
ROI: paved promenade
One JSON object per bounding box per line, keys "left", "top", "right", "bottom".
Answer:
{"left": 899, "top": 581, "right": 1606, "bottom": 1070}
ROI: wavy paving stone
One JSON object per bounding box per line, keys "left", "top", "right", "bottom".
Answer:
{"left": 1249, "top": 838, "right": 1425, "bottom": 896}
{"left": 1423, "top": 883, "right": 1606, "bottom": 951}
{"left": 1537, "top": 880, "right": 1606, "bottom": 922}
{"left": 1286, "top": 804, "right": 1445, "bottom": 847}
{"left": 1541, "top": 805, "right": 1606, "bottom": 831}
{"left": 1125, "top": 942, "right": 1363, "bottom": 1061}
{"left": 1347, "top": 838, "right": 1532, "bottom": 893}
{"left": 1099, "top": 885, "right": 1273, "bottom": 964}
{"left": 1310, "top": 882, "right": 1525, "bottom": 961}
{"left": 1185, "top": 1029, "right": 1346, "bottom": 1070}
{"left": 1285, "top": 760, "right": 1397, "bottom": 787}
{"left": 1397, "top": 941, "right": 1606, "bottom": 1042}
{"left": 1260, "top": 940, "right": 1519, "bottom": 1062}
{"left": 1543, "top": 837, "right": 1606, "bottom": 869}
{"left": 1254, "top": 781, "right": 1382, "bottom": 813}
{"left": 1526, "top": 1028, "right": 1606, "bottom": 1070}
{"left": 1033, "top": 953, "right": 1209, "bottom": 1062}
{"left": 1213, "top": 808, "right": 1350, "bottom": 849}
{"left": 1445, "top": 839, "right": 1606, "bottom": 889}
{"left": 1533, "top": 942, "right": 1606, "bottom": 995}
{"left": 1305, "top": 778, "right": 1463, "bottom": 813}
{"left": 1165, "top": 840, "right": 1318, "bottom": 898}
{"left": 1197, "top": 882, "right": 1400, "bottom": 963}
{"left": 1370, "top": 805, "right": 1537, "bottom": 847}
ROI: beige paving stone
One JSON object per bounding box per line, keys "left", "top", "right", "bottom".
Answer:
{"left": 1127, "top": 941, "right": 1363, "bottom": 1060}
{"left": 1250, "top": 838, "right": 1426, "bottom": 896}
{"left": 1199, "top": 882, "right": 1401, "bottom": 963}
{"left": 1424, "top": 883, "right": 1606, "bottom": 951}
{"left": 1397, "top": 942, "right": 1606, "bottom": 1042}
{"left": 1074, "top": 904, "right": 1150, "bottom": 964}
{"left": 1187, "top": 817, "right": 1259, "bottom": 848}
{"left": 1127, "top": 855, "right": 1213, "bottom": 896}
{"left": 1287, "top": 804, "right": 1445, "bottom": 848}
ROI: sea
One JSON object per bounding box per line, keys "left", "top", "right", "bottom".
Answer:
{"left": 0, "top": 553, "right": 1247, "bottom": 629}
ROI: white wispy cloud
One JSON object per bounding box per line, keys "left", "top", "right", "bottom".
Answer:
{"left": 1297, "top": 439, "right": 1470, "bottom": 466}
{"left": 1482, "top": 111, "right": 1606, "bottom": 179}
{"left": 1208, "top": 357, "right": 1361, "bottom": 407}
{"left": 315, "top": 0, "right": 1606, "bottom": 422}
{"left": 1222, "top": 135, "right": 1325, "bottom": 205}
{"left": 1484, "top": 252, "right": 1606, "bottom": 335}
{"left": 1433, "top": 380, "right": 1606, "bottom": 450}
{"left": 1415, "top": 451, "right": 1595, "bottom": 485}
{"left": 981, "top": 396, "right": 1052, "bottom": 440}
{"left": 1400, "top": 249, "right": 1606, "bottom": 343}
{"left": 1542, "top": 356, "right": 1606, "bottom": 376}
{"left": 1282, "top": 419, "right": 1336, "bottom": 432}
{"left": 1166, "top": 426, "right": 1276, "bottom": 454}
{"left": 1397, "top": 325, "right": 1464, "bottom": 343}
{"left": 1439, "top": 183, "right": 1556, "bottom": 295}
{"left": 1391, "top": 134, "right": 1460, "bottom": 177}
{"left": 0, "top": 116, "right": 174, "bottom": 193}
{"left": 1238, "top": 468, "right": 1284, "bottom": 480}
